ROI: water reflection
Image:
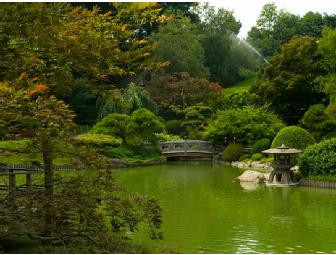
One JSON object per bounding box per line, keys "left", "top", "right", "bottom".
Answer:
{"left": 118, "top": 161, "right": 336, "bottom": 253}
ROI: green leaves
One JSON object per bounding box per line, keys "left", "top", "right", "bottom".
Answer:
{"left": 252, "top": 36, "right": 327, "bottom": 124}
{"left": 203, "top": 106, "right": 285, "bottom": 145}
{"left": 92, "top": 108, "right": 164, "bottom": 145}
{"left": 299, "top": 138, "right": 336, "bottom": 176}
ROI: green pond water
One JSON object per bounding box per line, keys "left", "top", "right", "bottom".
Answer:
{"left": 117, "top": 161, "right": 336, "bottom": 254}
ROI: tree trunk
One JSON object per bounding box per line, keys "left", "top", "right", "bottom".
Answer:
{"left": 42, "top": 138, "right": 54, "bottom": 236}
{"left": 43, "top": 138, "right": 53, "bottom": 197}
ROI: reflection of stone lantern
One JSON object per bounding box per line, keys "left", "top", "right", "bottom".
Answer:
{"left": 262, "top": 144, "right": 302, "bottom": 184}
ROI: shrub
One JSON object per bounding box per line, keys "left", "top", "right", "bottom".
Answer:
{"left": 103, "top": 144, "right": 163, "bottom": 163}
{"left": 155, "top": 133, "right": 181, "bottom": 142}
{"left": 299, "top": 138, "right": 336, "bottom": 177}
{"left": 300, "top": 104, "right": 336, "bottom": 140}
{"left": 251, "top": 153, "right": 263, "bottom": 161}
{"left": 74, "top": 134, "right": 122, "bottom": 147}
{"left": 165, "top": 120, "right": 186, "bottom": 136}
{"left": 222, "top": 143, "right": 244, "bottom": 162}
{"left": 91, "top": 113, "right": 130, "bottom": 143}
{"left": 271, "top": 126, "right": 315, "bottom": 150}
{"left": 127, "top": 108, "right": 165, "bottom": 144}
{"left": 239, "top": 154, "right": 251, "bottom": 161}
{"left": 203, "top": 106, "right": 285, "bottom": 145}
{"left": 251, "top": 138, "right": 271, "bottom": 154}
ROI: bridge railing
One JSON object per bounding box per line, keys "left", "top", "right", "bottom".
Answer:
{"left": 159, "top": 140, "right": 214, "bottom": 153}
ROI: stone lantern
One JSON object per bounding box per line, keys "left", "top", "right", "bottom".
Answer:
{"left": 262, "top": 144, "right": 302, "bottom": 184}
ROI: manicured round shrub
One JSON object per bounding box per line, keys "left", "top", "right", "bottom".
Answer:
{"left": 299, "top": 138, "right": 336, "bottom": 177}
{"left": 239, "top": 154, "right": 251, "bottom": 162}
{"left": 251, "top": 153, "right": 263, "bottom": 161}
{"left": 222, "top": 143, "right": 244, "bottom": 162}
{"left": 271, "top": 126, "right": 315, "bottom": 150}
{"left": 251, "top": 138, "right": 271, "bottom": 153}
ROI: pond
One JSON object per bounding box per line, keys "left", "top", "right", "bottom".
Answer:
{"left": 117, "top": 161, "right": 336, "bottom": 254}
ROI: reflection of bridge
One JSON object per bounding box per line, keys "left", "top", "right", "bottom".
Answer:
{"left": 159, "top": 140, "right": 214, "bottom": 158}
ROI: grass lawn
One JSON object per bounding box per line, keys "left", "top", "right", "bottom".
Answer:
{"left": 223, "top": 77, "right": 256, "bottom": 96}
{"left": 0, "top": 139, "right": 71, "bottom": 165}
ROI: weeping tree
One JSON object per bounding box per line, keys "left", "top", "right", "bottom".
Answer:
{"left": 0, "top": 77, "right": 162, "bottom": 253}
{"left": 98, "top": 82, "right": 157, "bottom": 118}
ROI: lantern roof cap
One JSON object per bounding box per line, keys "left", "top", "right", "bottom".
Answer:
{"left": 262, "top": 144, "right": 302, "bottom": 155}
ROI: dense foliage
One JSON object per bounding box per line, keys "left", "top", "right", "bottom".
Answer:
{"left": 299, "top": 138, "right": 336, "bottom": 176}
{"left": 150, "top": 15, "right": 209, "bottom": 78}
{"left": 145, "top": 72, "right": 221, "bottom": 118}
{"left": 98, "top": 83, "right": 158, "bottom": 118}
{"left": 103, "top": 145, "right": 163, "bottom": 164}
{"left": 251, "top": 138, "right": 271, "bottom": 154}
{"left": 247, "top": 3, "right": 336, "bottom": 57}
{"left": 0, "top": 78, "right": 162, "bottom": 252}
{"left": 222, "top": 143, "right": 244, "bottom": 162}
{"left": 271, "top": 126, "right": 315, "bottom": 150}
{"left": 203, "top": 106, "right": 285, "bottom": 145}
{"left": 251, "top": 36, "right": 327, "bottom": 124}
{"left": 300, "top": 104, "right": 336, "bottom": 140}
{"left": 92, "top": 109, "right": 164, "bottom": 145}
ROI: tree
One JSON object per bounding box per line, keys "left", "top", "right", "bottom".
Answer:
{"left": 203, "top": 106, "right": 285, "bottom": 145}
{"left": 319, "top": 28, "right": 336, "bottom": 102}
{"left": 197, "top": 4, "right": 243, "bottom": 85}
{"left": 0, "top": 3, "right": 163, "bottom": 124}
{"left": 91, "top": 113, "right": 131, "bottom": 143}
{"left": 251, "top": 36, "right": 327, "bottom": 124}
{"left": 92, "top": 109, "right": 164, "bottom": 145}
{"left": 145, "top": 72, "right": 222, "bottom": 118}
{"left": 247, "top": 3, "right": 300, "bottom": 57}
{"left": 180, "top": 104, "right": 212, "bottom": 139}
{"left": 0, "top": 77, "right": 162, "bottom": 252}
{"left": 300, "top": 104, "right": 336, "bottom": 140}
{"left": 150, "top": 15, "right": 209, "bottom": 78}
{"left": 128, "top": 108, "right": 165, "bottom": 144}
{"left": 98, "top": 83, "right": 157, "bottom": 118}
{"left": 247, "top": 4, "right": 336, "bottom": 58}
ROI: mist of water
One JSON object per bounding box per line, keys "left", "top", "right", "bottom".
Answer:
{"left": 228, "top": 31, "right": 271, "bottom": 65}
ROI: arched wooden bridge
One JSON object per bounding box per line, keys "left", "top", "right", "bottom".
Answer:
{"left": 159, "top": 140, "right": 214, "bottom": 158}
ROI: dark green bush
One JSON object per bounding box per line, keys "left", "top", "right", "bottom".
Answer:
{"left": 165, "top": 120, "right": 187, "bottom": 136}
{"left": 222, "top": 143, "right": 244, "bottom": 162}
{"left": 103, "top": 144, "right": 163, "bottom": 163}
{"left": 299, "top": 138, "right": 336, "bottom": 177}
{"left": 203, "top": 106, "right": 284, "bottom": 145}
{"left": 251, "top": 153, "right": 263, "bottom": 161}
{"left": 272, "top": 126, "right": 315, "bottom": 150}
{"left": 239, "top": 154, "right": 251, "bottom": 161}
{"left": 251, "top": 138, "right": 271, "bottom": 153}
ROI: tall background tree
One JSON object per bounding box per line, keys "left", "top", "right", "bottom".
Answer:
{"left": 251, "top": 36, "right": 327, "bottom": 124}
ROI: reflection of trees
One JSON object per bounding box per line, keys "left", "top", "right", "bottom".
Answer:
{"left": 118, "top": 162, "right": 336, "bottom": 253}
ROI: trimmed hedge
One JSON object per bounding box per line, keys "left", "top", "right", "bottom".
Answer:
{"left": 222, "top": 143, "right": 244, "bottom": 162}
{"left": 239, "top": 154, "right": 251, "bottom": 161}
{"left": 251, "top": 153, "right": 263, "bottom": 161}
{"left": 299, "top": 138, "right": 336, "bottom": 177}
{"left": 251, "top": 138, "right": 271, "bottom": 153}
{"left": 272, "top": 126, "right": 315, "bottom": 150}
{"left": 74, "top": 134, "right": 122, "bottom": 147}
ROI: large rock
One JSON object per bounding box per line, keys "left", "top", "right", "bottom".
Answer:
{"left": 237, "top": 170, "right": 266, "bottom": 183}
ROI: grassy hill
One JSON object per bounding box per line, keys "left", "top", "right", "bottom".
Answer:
{"left": 223, "top": 77, "right": 256, "bottom": 96}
